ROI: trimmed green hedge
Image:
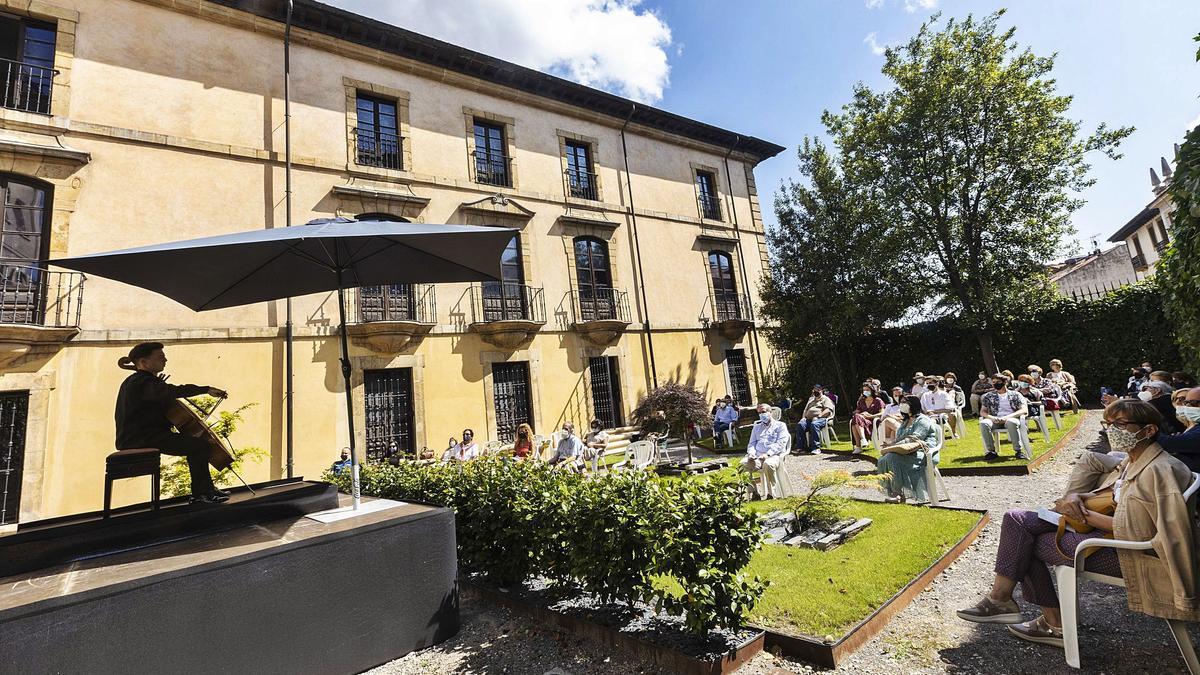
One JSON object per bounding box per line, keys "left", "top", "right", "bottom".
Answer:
{"left": 326, "top": 458, "right": 766, "bottom": 635}
{"left": 775, "top": 281, "right": 1180, "bottom": 407}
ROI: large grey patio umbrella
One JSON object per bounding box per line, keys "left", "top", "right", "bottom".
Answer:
{"left": 53, "top": 217, "right": 517, "bottom": 508}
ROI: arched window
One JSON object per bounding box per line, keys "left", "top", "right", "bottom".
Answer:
{"left": 482, "top": 234, "right": 527, "bottom": 321}
{"left": 574, "top": 236, "right": 614, "bottom": 321}
{"left": 355, "top": 212, "right": 414, "bottom": 322}
{"left": 708, "top": 251, "right": 740, "bottom": 321}
{"left": 0, "top": 175, "right": 51, "bottom": 323}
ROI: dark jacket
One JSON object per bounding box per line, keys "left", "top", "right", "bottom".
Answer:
{"left": 115, "top": 370, "right": 208, "bottom": 449}
{"left": 1160, "top": 426, "right": 1200, "bottom": 473}
{"left": 1150, "top": 394, "right": 1186, "bottom": 435}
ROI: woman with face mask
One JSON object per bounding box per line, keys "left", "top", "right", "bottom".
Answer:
{"left": 850, "top": 381, "right": 885, "bottom": 454}
{"left": 875, "top": 395, "right": 939, "bottom": 503}
{"left": 958, "top": 400, "right": 1199, "bottom": 651}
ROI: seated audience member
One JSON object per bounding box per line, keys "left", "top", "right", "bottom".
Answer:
{"left": 1161, "top": 388, "right": 1200, "bottom": 471}
{"left": 980, "top": 376, "right": 1030, "bottom": 460}
{"left": 1001, "top": 369, "right": 1015, "bottom": 380}
{"left": 1016, "top": 374, "right": 1044, "bottom": 422}
{"left": 1125, "top": 366, "right": 1150, "bottom": 396}
{"left": 443, "top": 429, "right": 481, "bottom": 462}
{"left": 330, "top": 447, "right": 352, "bottom": 475}
{"left": 513, "top": 423, "right": 535, "bottom": 460}
{"left": 921, "top": 377, "right": 957, "bottom": 435}
{"left": 944, "top": 371, "right": 966, "bottom": 414}
{"left": 1136, "top": 380, "right": 1183, "bottom": 435}
{"left": 911, "top": 372, "right": 927, "bottom": 398}
{"left": 548, "top": 422, "right": 585, "bottom": 471}
{"left": 1028, "top": 366, "right": 1065, "bottom": 411}
{"left": 880, "top": 386, "right": 906, "bottom": 444}
{"left": 957, "top": 400, "right": 1197, "bottom": 647}
{"left": 970, "top": 371, "right": 993, "bottom": 416}
{"left": 876, "top": 395, "right": 939, "bottom": 503}
{"left": 1172, "top": 371, "right": 1197, "bottom": 390}
{"left": 740, "top": 403, "right": 792, "bottom": 499}
{"left": 794, "top": 384, "right": 835, "bottom": 455}
{"left": 870, "top": 378, "right": 892, "bottom": 405}
{"left": 851, "top": 382, "right": 885, "bottom": 454}
{"left": 1046, "top": 359, "right": 1080, "bottom": 412}
{"left": 712, "top": 397, "right": 740, "bottom": 448}
{"left": 584, "top": 419, "right": 608, "bottom": 472}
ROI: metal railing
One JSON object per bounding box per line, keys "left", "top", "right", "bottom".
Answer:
{"left": 1154, "top": 239, "right": 1168, "bottom": 253}
{"left": 0, "top": 265, "right": 84, "bottom": 327}
{"left": 1131, "top": 254, "right": 1147, "bottom": 270}
{"left": 469, "top": 283, "right": 545, "bottom": 323}
{"left": 698, "top": 193, "right": 722, "bottom": 221}
{"left": 564, "top": 168, "right": 598, "bottom": 200}
{"left": 710, "top": 292, "right": 754, "bottom": 323}
{"left": 349, "top": 283, "right": 436, "bottom": 324}
{"left": 1, "top": 58, "right": 56, "bottom": 115}
{"left": 353, "top": 126, "right": 403, "bottom": 171}
{"left": 471, "top": 150, "right": 513, "bottom": 187}
{"left": 570, "top": 287, "right": 631, "bottom": 324}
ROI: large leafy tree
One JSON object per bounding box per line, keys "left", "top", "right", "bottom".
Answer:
{"left": 1160, "top": 34, "right": 1200, "bottom": 375}
{"left": 822, "top": 11, "right": 1131, "bottom": 374}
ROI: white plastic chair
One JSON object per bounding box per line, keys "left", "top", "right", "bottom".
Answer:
{"left": 952, "top": 404, "right": 966, "bottom": 439}
{"left": 989, "top": 414, "right": 1032, "bottom": 457}
{"left": 818, "top": 414, "right": 838, "bottom": 448}
{"left": 1055, "top": 471, "right": 1200, "bottom": 672}
{"left": 613, "top": 440, "right": 655, "bottom": 471}
{"left": 1028, "top": 403, "right": 1051, "bottom": 440}
{"left": 868, "top": 416, "right": 883, "bottom": 450}
{"left": 923, "top": 423, "right": 950, "bottom": 504}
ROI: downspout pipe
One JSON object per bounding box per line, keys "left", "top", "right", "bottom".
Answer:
{"left": 283, "top": 0, "right": 295, "bottom": 478}
{"left": 619, "top": 103, "right": 658, "bottom": 388}
{"left": 722, "top": 137, "right": 767, "bottom": 390}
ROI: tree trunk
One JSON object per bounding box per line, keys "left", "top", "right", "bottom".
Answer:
{"left": 977, "top": 329, "right": 999, "bottom": 375}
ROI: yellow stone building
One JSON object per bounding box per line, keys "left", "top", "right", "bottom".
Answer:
{"left": 0, "top": 0, "right": 783, "bottom": 522}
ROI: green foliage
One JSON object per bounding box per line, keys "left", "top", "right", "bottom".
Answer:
{"left": 631, "top": 381, "right": 711, "bottom": 441}
{"left": 325, "top": 458, "right": 767, "bottom": 635}
{"left": 784, "top": 470, "right": 886, "bottom": 531}
{"left": 773, "top": 280, "right": 1179, "bottom": 407}
{"left": 1160, "top": 33, "right": 1200, "bottom": 374}
{"left": 160, "top": 397, "right": 266, "bottom": 498}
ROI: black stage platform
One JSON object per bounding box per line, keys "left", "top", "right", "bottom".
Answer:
{"left": 0, "top": 486, "right": 460, "bottom": 675}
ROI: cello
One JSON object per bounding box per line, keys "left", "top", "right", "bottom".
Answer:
{"left": 164, "top": 396, "right": 254, "bottom": 494}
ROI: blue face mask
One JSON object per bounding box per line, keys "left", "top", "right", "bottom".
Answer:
{"left": 1177, "top": 406, "right": 1200, "bottom": 423}
{"left": 759, "top": 412, "right": 772, "bottom": 424}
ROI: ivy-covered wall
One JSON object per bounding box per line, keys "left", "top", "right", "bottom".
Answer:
{"left": 772, "top": 281, "right": 1180, "bottom": 408}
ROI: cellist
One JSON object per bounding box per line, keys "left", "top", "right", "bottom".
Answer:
{"left": 116, "top": 341, "right": 229, "bottom": 503}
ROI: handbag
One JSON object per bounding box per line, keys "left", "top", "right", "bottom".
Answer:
{"left": 1055, "top": 487, "right": 1116, "bottom": 559}
{"left": 887, "top": 439, "right": 925, "bottom": 455}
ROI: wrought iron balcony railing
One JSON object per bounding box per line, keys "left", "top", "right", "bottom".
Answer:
{"left": 1154, "top": 239, "right": 1168, "bottom": 253}
{"left": 350, "top": 283, "right": 436, "bottom": 324}
{"left": 710, "top": 292, "right": 754, "bottom": 323}
{"left": 570, "top": 287, "right": 631, "bottom": 324}
{"left": 0, "top": 265, "right": 85, "bottom": 327}
{"left": 470, "top": 283, "right": 545, "bottom": 324}
{"left": 1131, "top": 254, "right": 1147, "bottom": 270}
{"left": 353, "top": 126, "right": 403, "bottom": 171}
{"left": 564, "top": 168, "right": 598, "bottom": 200}
{"left": 1, "top": 58, "right": 56, "bottom": 115}
{"left": 698, "top": 193, "right": 722, "bottom": 221}
{"left": 471, "top": 150, "right": 513, "bottom": 188}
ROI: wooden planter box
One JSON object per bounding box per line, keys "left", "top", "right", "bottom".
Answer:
{"left": 461, "top": 581, "right": 764, "bottom": 675}
{"left": 752, "top": 506, "right": 989, "bottom": 668}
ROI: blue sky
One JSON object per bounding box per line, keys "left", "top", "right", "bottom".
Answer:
{"left": 330, "top": 0, "right": 1200, "bottom": 258}
{"left": 647, "top": 0, "right": 1200, "bottom": 257}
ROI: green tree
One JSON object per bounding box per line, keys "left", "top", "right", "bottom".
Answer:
{"left": 159, "top": 397, "right": 267, "bottom": 498}
{"left": 630, "top": 381, "right": 710, "bottom": 464}
{"left": 823, "top": 11, "right": 1131, "bottom": 374}
{"left": 1160, "top": 35, "right": 1200, "bottom": 374}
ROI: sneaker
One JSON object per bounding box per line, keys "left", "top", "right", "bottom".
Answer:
{"left": 1016, "top": 453, "right": 1031, "bottom": 461}
{"left": 213, "top": 487, "right": 231, "bottom": 497}
{"left": 956, "top": 596, "right": 1023, "bottom": 624}
{"left": 984, "top": 452, "right": 999, "bottom": 460}
{"left": 810, "top": 449, "right": 822, "bottom": 455}
{"left": 851, "top": 447, "right": 864, "bottom": 455}
{"left": 190, "top": 491, "right": 229, "bottom": 504}
{"left": 1007, "top": 615, "right": 1064, "bottom": 648}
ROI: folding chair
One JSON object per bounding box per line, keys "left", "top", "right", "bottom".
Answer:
{"left": 1055, "top": 472, "right": 1200, "bottom": 673}
{"left": 923, "top": 424, "right": 950, "bottom": 503}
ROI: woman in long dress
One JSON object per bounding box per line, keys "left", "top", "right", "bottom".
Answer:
{"left": 876, "top": 395, "right": 939, "bottom": 502}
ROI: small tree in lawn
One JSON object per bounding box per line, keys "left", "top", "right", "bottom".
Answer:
{"left": 630, "top": 381, "right": 710, "bottom": 464}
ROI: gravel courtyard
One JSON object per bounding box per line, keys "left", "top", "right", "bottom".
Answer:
{"left": 370, "top": 412, "right": 1197, "bottom": 674}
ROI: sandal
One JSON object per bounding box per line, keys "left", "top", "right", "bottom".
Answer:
{"left": 956, "top": 596, "right": 1023, "bottom": 624}
{"left": 1007, "top": 615, "right": 1063, "bottom": 648}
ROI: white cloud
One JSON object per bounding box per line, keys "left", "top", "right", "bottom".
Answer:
{"left": 325, "top": 0, "right": 673, "bottom": 104}
{"left": 864, "top": 0, "right": 885, "bottom": 8}
{"left": 904, "top": 0, "right": 939, "bottom": 12}
{"left": 863, "top": 32, "right": 888, "bottom": 56}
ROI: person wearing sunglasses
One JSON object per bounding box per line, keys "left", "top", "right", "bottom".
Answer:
{"left": 1159, "top": 388, "right": 1200, "bottom": 472}
{"left": 958, "top": 399, "right": 1198, "bottom": 647}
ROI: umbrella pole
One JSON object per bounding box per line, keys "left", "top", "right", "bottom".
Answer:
{"left": 335, "top": 275, "right": 361, "bottom": 510}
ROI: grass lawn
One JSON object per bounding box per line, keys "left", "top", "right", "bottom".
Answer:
{"left": 696, "top": 411, "right": 1084, "bottom": 470}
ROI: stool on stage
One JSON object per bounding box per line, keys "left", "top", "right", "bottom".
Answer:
{"left": 104, "top": 448, "right": 162, "bottom": 518}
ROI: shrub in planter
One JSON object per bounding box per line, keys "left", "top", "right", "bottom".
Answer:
{"left": 784, "top": 470, "right": 886, "bottom": 532}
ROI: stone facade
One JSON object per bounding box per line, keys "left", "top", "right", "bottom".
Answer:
{"left": 0, "top": 0, "right": 782, "bottom": 521}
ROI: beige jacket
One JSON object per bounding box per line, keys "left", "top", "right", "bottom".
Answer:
{"left": 1097, "top": 444, "right": 1199, "bottom": 621}
{"left": 802, "top": 395, "right": 835, "bottom": 421}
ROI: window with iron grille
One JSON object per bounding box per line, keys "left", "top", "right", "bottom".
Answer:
{"left": 356, "top": 213, "right": 415, "bottom": 321}
{"left": 0, "top": 175, "right": 50, "bottom": 325}
{"left": 574, "top": 236, "right": 615, "bottom": 321}
{"left": 492, "top": 361, "right": 532, "bottom": 443}
{"left": 725, "top": 349, "right": 751, "bottom": 407}
{"left": 0, "top": 16, "right": 56, "bottom": 115}
{"left": 473, "top": 120, "right": 511, "bottom": 187}
{"left": 0, "top": 391, "right": 29, "bottom": 526}
{"left": 589, "top": 356, "right": 623, "bottom": 429}
{"left": 482, "top": 235, "right": 527, "bottom": 321}
{"left": 696, "top": 170, "right": 721, "bottom": 221}
{"left": 708, "top": 251, "right": 740, "bottom": 321}
{"left": 363, "top": 369, "right": 414, "bottom": 461}
{"left": 355, "top": 93, "right": 402, "bottom": 170}
{"left": 565, "top": 141, "right": 597, "bottom": 200}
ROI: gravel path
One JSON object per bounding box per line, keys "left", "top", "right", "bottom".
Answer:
{"left": 370, "top": 411, "right": 1197, "bottom": 674}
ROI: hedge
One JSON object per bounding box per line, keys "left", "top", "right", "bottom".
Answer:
{"left": 773, "top": 280, "right": 1180, "bottom": 408}
{"left": 326, "top": 458, "right": 767, "bottom": 635}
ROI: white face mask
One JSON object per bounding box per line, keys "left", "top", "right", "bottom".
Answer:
{"left": 1107, "top": 425, "right": 1145, "bottom": 453}
{"left": 899, "top": 403, "right": 911, "bottom": 415}
{"left": 1176, "top": 406, "right": 1200, "bottom": 422}
{"left": 862, "top": 390, "right": 872, "bottom": 397}
{"left": 759, "top": 412, "right": 772, "bottom": 423}
{"left": 1137, "top": 390, "right": 1155, "bottom": 402}
{"left": 946, "top": 379, "right": 955, "bottom": 385}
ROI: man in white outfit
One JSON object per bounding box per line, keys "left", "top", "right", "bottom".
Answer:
{"left": 741, "top": 403, "right": 792, "bottom": 499}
